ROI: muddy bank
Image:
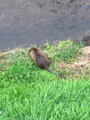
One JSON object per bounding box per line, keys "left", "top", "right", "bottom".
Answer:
{"left": 0, "top": 0, "right": 90, "bottom": 50}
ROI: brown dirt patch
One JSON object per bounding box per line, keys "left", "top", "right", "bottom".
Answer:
{"left": 56, "top": 46, "right": 90, "bottom": 77}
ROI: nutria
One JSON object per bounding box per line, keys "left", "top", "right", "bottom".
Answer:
{"left": 28, "top": 47, "right": 63, "bottom": 77}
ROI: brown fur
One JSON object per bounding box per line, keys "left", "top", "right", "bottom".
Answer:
{"left": 28, "top": 47, "right": 63, "bottom": 77}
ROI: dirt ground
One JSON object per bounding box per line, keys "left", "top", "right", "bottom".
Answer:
{"left": 56, "top": 46, "right": 90, "bottom": 77}
{"left": 0, "top": 0, "right": 90, "bottom": 50}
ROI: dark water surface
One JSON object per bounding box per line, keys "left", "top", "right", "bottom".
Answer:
{"left": 0, "top": 0, "right": 90, "bottom": 50}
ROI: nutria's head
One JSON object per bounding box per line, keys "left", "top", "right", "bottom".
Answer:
{"left": 29, "top": 47, "right": 38, "bottom": 52}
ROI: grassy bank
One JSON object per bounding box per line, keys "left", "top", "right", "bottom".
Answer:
{"left": 0, "top": 40, "right": 90, "bottom": 120}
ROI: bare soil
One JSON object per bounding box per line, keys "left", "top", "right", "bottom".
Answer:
{"left": 56, "top": 46, "right": 90, "bottom": 77}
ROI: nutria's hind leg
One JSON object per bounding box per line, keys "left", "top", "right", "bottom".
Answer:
{"left": 48, "top": 61, "right": 52, "bottom": 65}
{"left": 48, "top": 58, "right": 52, "bottom": 65}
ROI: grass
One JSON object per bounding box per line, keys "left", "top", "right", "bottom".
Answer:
{"left": 0, "top": 40, "right": 90, "bottom": 120}
{"left": 43, "top": 39, "right": 83, "bottom": 62}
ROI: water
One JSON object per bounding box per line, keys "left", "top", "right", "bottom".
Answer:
{"left": 0, "top": 0, "right": 90, "bottom": 50}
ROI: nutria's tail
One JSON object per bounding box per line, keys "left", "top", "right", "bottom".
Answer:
{"left": 47, "top": 68, "right": 64, "bottom": 78}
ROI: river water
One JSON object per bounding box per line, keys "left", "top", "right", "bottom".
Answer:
{"left": 0, "top": 0, "right": 90, "bottom": 50}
